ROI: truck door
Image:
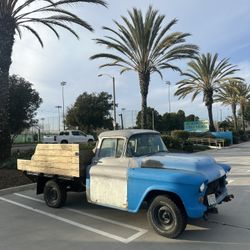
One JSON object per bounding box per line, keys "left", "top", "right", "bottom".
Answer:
{"left": 89, "top": 138, "right": 129, "bottom": 210}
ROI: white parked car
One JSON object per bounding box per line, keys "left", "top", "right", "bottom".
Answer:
{"left": 43, "top": 130, "right": 95, "bottom": 144}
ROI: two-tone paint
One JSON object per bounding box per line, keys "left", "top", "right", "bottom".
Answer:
{"left": 86, "top": 130, "right": 231, "bottom": 219}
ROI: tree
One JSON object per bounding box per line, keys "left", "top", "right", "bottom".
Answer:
{"left": 175, "top": 53, "right": 239, "bottom": 132}
{"left": 65, "top": 92, "right": 113, "bottom": 132}
{"left": 185, "top": 114, "right": 199, "bottom": 121}
{"left": 136, "top": 107, "right": 162, "bottom": 130}
{"left": 0, "top": 0, "right": 107, "bottom": 161}
{"left": 161, "top": 110, "right": 186, "bottom": 132}
{"left": 90, "top": 6, "right": 198, "bottom": 129}
{"left": 243, "top": 101, "right": 250, "bottom": 123}
{"left": 9, "top": 75, "right": 42, "bottom": 141}
{"left": 215, "top": 80, "right": 242, "bottom": 131}
{"left": 237, "top": 82, "right": 250, "bottom": 132}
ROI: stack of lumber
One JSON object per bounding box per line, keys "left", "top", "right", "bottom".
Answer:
{"left": 17, "top": 144, "right": 94, "bottom": 178}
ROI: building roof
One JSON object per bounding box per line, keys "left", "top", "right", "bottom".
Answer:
{"left": 99, "top": 129, "right": 159, "bottom": 139}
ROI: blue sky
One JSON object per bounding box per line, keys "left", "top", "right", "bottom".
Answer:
{"left": 10, "top": 0, "right": 250, "bottom": 129}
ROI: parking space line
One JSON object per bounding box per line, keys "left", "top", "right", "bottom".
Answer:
{"left": 0, "top": 196, "right": 146, "bottom": 244}
{"left": 14, "top": 193, "right": 148, "bottom": 232}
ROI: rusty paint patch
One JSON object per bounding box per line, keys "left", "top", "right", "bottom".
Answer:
{"left": 141, "top": 159, "right": 164, "bottom": 168}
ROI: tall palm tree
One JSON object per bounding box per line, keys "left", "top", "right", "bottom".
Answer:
{"left": 0, "top": 0, "right": 106, "bottom": 161}
{"left": 90, "top": 6, "right": 198, "bottom": 129}
{"left": 215, "top": 80, "right": 242, "bottom": 131}
{"left": 237, "top": 82, "right": 250, "bottom": 132}
{"left": 175, "top": 53, "right": 239, "bottom": 132}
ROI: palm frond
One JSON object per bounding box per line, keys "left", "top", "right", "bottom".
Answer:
{"left": 20, "top": 24, "right": 44, "bottom": 47}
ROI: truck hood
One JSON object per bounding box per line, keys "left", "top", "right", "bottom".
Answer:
{"left": 139, "top": 153, "right": 230, "bottom": 183}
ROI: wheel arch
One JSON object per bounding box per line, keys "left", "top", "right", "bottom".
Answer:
{"left": 130, "top": 187, "right": 187, "bottom": 215}
{"left": 144, "top": 190, "right": 186, "bottom": 214}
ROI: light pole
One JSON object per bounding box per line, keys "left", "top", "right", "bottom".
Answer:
{"left": 119, "top": 114, "right": 124, "bottom": 129}
{"left": 98, "top": 74, "right": 117, "bottom": 130}
{"left": 60, "top": 81, "right": 66, "bottom": 130}
{"left": 55, "top": 105, "right": 62, "bottom": 132}
{"left": 121, "top": 108, "right": 126, "bottom": 129}
{"left": 166, "top": 81, "right": 171, "bottom": 113}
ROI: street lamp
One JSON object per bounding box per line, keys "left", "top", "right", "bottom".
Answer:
{"left": 98, "top": 74, "right": 117, "bottom": 130}
{"left": 165, "top": 81, "right": 171, "bottom": 113}
{"left": 60, "top": 81, "right": 66, "bottom": 130}
{"left": 55, "top": 105, "right": 62, "bottom": 132}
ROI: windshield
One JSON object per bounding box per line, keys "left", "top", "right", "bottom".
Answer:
{"left": 126, "top": 133, "right": 167, "bottom": 157}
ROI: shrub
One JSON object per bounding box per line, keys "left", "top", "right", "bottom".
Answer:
{"left": 233, "top": 136, "right": 239, "bottom": 144}
{"left": 189, "top": 132, "right": 215, "bottom": 138}
{"left": 161, "top": 135, "right": 182, "bottom": 149}
{"left": 171, "top": 130, "right": 190, "bottom": 141}
{"left": 183, "top": 141, "right": 193, "bottom": 153}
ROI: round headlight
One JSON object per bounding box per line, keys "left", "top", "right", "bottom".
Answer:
{"left": 199, "top": 183, "right": 206, "bottom": 192}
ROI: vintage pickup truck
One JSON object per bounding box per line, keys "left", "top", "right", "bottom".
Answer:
{"left": 17, "top": 129, "right": 233, "bottom": 238}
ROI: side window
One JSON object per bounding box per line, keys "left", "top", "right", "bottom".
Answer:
{"left": 59, "top": 131, "right": 69, "bottom": 136}
{"left": 98, "top": 138, "right": 125, "bottom": 158}
{"left": 116, "top": 139, "right": 124, "bottom": 158}
{"left": 72, "top": 131, "right": 80, "bottom": 136}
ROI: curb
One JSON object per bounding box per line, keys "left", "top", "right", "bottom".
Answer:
{"left": 0, "top": 183, "right": 36, "bottom": 196}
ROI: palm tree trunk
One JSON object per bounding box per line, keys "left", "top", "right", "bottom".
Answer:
{"left": 231, "top": 103, "right": 238, "bottom": 131}
{"left": 206, "top": 103, "right": 216, "bottom": 132}
{"left": 241, "top": 103, "right": 246, "bottom": 133}
{"left": 0, "top": 17, "right": 15, "bottom": 161}
{"left": 205, "top": 91, "right": 216, "bottom": 132}
{"left": 138, "top": 72, "right": 150, "bottom": 129}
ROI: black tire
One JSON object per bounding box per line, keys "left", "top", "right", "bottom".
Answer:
{"left": 44, "top": 180, "right": 67, "bottom": 208}
{"left": 147, "top": 195, "right": 187, "bottom": 238}
{"left": 60, "top": 140, "right": 68, "bottom": 144}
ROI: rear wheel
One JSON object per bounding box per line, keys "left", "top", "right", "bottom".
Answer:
{"left": 147, "top": 195, "right": 187, "bottom": 238}
{"left": 44, "top": 180, "right": 67, "bottom": 208}
{"left": 60, "top": 140, "right": 68, "bottom": 144}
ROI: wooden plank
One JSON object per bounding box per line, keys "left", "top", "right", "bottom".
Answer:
{"left": 35, "top": 144, "right": 79, "bottom": 151}
{"left": 26, "top": 167, "right": 79, "bottom": 177}
{"left": 32, "top": 155, "right": 79, "bottom": 164}
{"left": 28, "top": 161, "right": 79, "bottom": 170}
{"left": 17, "top": 159, "right": 31, "bottom": 171}
{"left": 31, "top": 149, "right": 77, "bottom": 157}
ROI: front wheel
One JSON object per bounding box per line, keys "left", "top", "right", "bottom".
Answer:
{"left": 44, "top": 180, "right": 67, "bottom": 208}
{"left": 147, "top": 195, "right": 187, "bottom": 238}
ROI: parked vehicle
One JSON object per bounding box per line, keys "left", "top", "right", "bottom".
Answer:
{"left": 18, "top": 129, "right": 233, "bottom": 238}
{"left": 43, "top": 130, "right": 94, "bottom": 144}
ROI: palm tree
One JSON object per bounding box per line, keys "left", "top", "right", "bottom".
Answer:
{"left": 90, "top": 6, "right": 198, "bottom": 129}
{"left": 215, "top": 80, "right": 242, "bottom": 131}
{"left": 237, "top": 82, "right": 250, "bottom": 132}
{"left": 0, "top": 0, "right": 106, "bottom": 161}
{"left": 175, "top": 53, "right": 239, "bottom": 132}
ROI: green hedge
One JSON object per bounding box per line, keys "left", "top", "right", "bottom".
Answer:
{"left": 170, "top": 130, "right": 190, "bottom": 141}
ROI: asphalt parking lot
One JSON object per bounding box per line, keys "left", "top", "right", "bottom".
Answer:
{"left": 1, "top": 143, "right": 250, "bottom": 250}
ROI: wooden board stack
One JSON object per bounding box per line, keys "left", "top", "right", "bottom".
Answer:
{"left": 17, "top": 144, "right": 81, "bottom": 177}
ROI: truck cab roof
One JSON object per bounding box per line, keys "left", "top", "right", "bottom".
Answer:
{"left": 98, "top": 129, "right": 159, "bottom": 139}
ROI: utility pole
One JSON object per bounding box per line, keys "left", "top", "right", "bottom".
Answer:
{"left": 119, "top": 113, "right": 124, "bottom": 129}
{"left": 166, "top": 81, "right": 171, "bottom": 113}
{"left": 98, "top": 74, "right": 117, "bottom": 130}
{"left": 60, "top": 81, "right": 66, "bottom": 130}
{"left": 55, "top": 106, "right": 62, "bottom": 132}
{"left": 152, "top": 110, "right": 155, "bottom": 130}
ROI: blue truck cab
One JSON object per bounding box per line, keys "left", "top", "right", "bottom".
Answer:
{"left": 85, "top": 129, "right": 233, "bottom": 238}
